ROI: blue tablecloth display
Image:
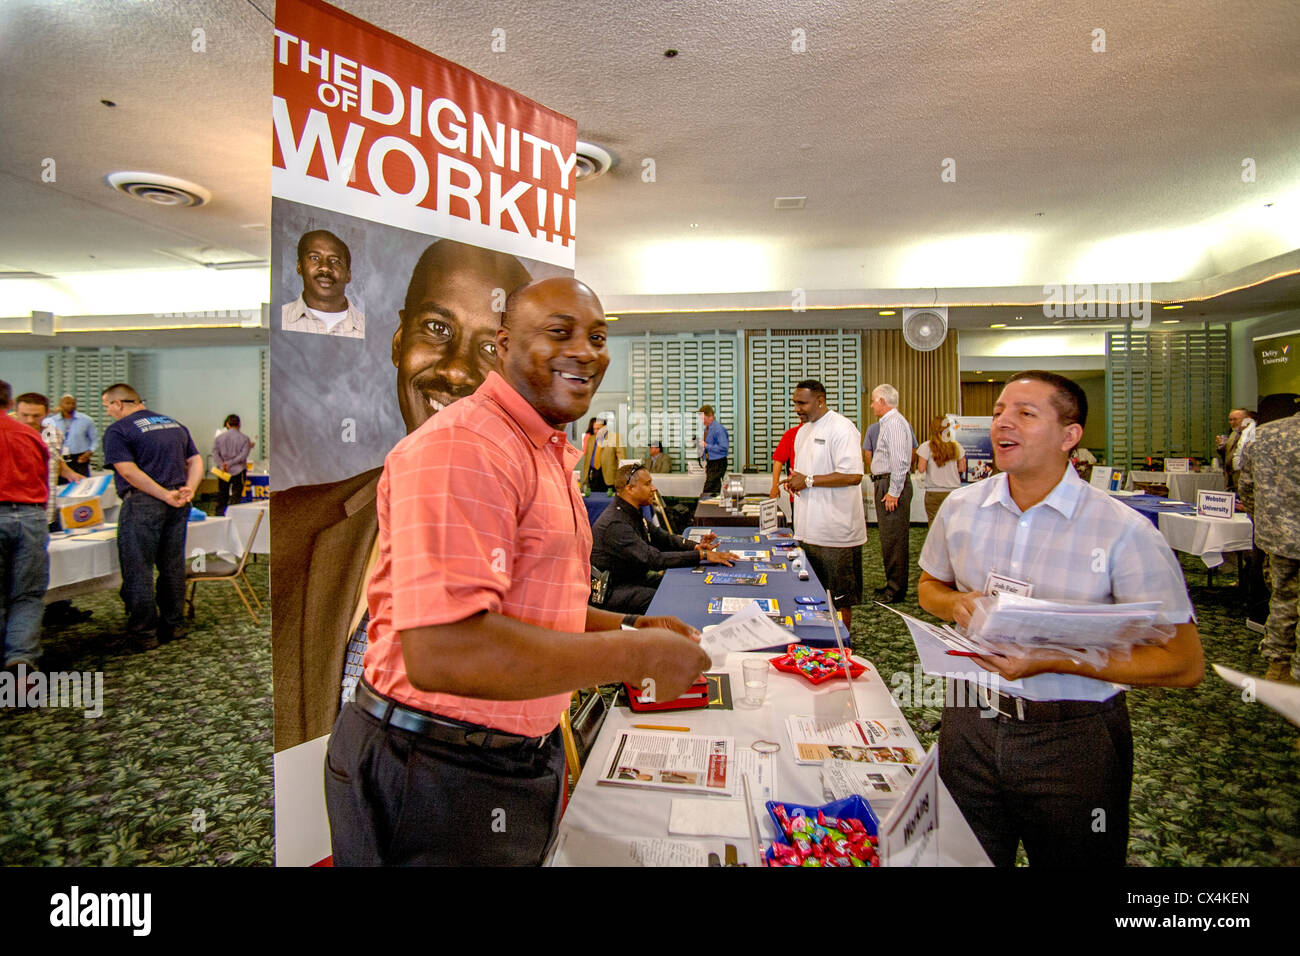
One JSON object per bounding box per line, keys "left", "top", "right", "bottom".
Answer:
{"left": 1118, "top": 493, "right": 1197, "bottom": 527}
{"left": 644, "top": 526, "right": 841, "bottom": 649}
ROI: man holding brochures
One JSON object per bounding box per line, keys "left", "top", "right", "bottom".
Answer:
{"left": 324, "top": 277, "right": 708, "bottom": 866}
{"left": 918, "top": 371, "right": 1203, "bottom": 867}
{"left": 591, "top": 463, "right": 738, "bottom": 615}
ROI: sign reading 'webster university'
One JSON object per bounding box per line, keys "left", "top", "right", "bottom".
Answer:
{"left": 271, "top": 0, "right": 577, "bottom": 269}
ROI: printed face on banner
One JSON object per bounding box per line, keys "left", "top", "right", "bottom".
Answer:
{"left": 393, "top": 239, "right": 531, "bottom": 431}
{"left": 497, "top": 278, "right": 608, "bottom": 428}
{"left": 296, "top": 231, "right": 353, "bottom": 311}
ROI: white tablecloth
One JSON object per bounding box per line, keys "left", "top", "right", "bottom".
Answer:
{"left": 227, "top": 501, "right": 269, "bottom": 555}
{"left": 550, "top": 651, "right": 990, "bottom": 866}
{"left": 864, "top": 473, "right": 930, "bottom": 523}
{"left": 651, "top": 473, "right": 775, "bottom": 498}
{"left": 1157, "top": 512, "right": 1254, "bottom": 568}
{"left": 1126, "top": 471, "right": 1226, "bottom": 504}
{"left": 45, "top": 516, "right": 243, "bottom": 601}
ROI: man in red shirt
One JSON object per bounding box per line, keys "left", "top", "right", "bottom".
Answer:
{"left": 324, "top": 277, "right": 709, "bottom": 865}
{"left": 769, "top": 422, "right": 803, "bottom": 502}
{"left": 0, "top": 379, "right": 51, "bottom": 675}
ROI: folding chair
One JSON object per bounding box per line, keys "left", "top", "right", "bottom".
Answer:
{"left": 185, "top": 510, "right": 264, "bottom": 625}
{"left": 560, "top": 688, "right": 608, "bottom": 785}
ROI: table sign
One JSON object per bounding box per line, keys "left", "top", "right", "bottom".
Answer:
{"left": 758, "top": 497, "right": 780, "bottom": 535}
{"left": 1165, "top": 458, "right": 1191, "bottom": 473}
{"left": 1089, "top": 466, "right": 1114, "bottom": 490}
{"left": 878, "top": 743, "right": 940, "bottom": 867}
{"left": 1197, "top": 489, "right": 1236, "bottom": 520}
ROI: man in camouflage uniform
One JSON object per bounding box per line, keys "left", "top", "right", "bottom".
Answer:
{"left": 1239, "top": 409, "right": 1300, "bottom": 684}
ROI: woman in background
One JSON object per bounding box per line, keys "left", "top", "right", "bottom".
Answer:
{"left": 212, "top": 414, "right": 253, "bottom": 516}
{"left": 916, "top": 415, "right": 966, "bottom": 525}
{"left": 579, "top": 417, "right": 608, "bottom": 493}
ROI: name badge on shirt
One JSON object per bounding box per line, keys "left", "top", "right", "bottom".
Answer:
{"left": 984, "top": 571, "right": 1033, "bottom": 598}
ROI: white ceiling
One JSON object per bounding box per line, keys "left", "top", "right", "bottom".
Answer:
{"left": 1, "top": 0, "right": 1298, "bottom": 320}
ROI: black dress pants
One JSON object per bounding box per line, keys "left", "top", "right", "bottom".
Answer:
{"left": 939, "top": 689, "right": 1132, "bottom": 867}
{"left": 872, "top": 474, "right": 913, "bottom": 599}
{"left": 325, "top": 699, "right": 566, "bottom": 866}
{"left": 702, "top": 458, "right": 727, "bottom": 495}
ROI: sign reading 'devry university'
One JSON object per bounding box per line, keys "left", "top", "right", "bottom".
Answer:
{"left": 1197, "top": 490, "right": 1236, "bottom": 520}
{"left": 271, "top": 0, "right": 577, "bottom": 268}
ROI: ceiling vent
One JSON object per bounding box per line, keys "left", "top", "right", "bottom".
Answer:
{"left": 105, "top": 171, "right": 211, "bottom": 207}
{"left": 773, "top": 196, "right": 807, "bottom": 210}
{"left": 574, "top": 142, "right": 616, "bottom": 181}
{"left": 902, "top": 307, "right": 948, "bottom": 351}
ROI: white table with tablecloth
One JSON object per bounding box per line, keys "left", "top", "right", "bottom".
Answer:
{"left": 45, "top": 516, "right": 243, "bottom": 602}
{"left": 549, "top": 651, "right": 991, "bottom": 866}
{"left": 1125, "top": 470, "right": 1226, "bottom": 504}
{"left": 226, "top": 500, "right": 269, "bottom": 555}
{"left": 1157, "top": 512, "right": 1254, "bottom": 568}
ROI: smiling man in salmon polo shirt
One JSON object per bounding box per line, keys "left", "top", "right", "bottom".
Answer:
{"left": 324, "top": 276, "right": 710, "bottom": 866}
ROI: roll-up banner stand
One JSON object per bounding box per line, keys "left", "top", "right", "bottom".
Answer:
{"left": 267, "top": 0, "right": 577, "bottom": 865}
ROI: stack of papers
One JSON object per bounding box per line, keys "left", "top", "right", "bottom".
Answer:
{"left": 967, "top": 593, "right": 1167, "bottom": 653}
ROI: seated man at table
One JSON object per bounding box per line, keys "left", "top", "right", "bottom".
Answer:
{"left": 591, "top": 464, "right": 738, "bottom": 615}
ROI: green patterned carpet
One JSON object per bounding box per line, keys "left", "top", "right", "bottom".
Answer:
{"left": 0, "top": 556, "right": 273, "bottom": 866}
{"left": 2, "top": 528, "right": 1296, "bottom": 866}
{"left": 850, "top": 528, "right": 1300, "bottom": 867}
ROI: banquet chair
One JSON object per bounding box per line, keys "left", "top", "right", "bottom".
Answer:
{"left": 560, "top": 687, "right": 608, "bottom": 785}
{"left": 184, "top": 510, "right": 264, "bottom": 625}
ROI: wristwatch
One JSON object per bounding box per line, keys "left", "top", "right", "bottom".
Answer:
{"left": 806, "top": 475, "right": 815, "bottom": 488}
{"left": 622, "top": 613, "right": 640, "bottom": 627}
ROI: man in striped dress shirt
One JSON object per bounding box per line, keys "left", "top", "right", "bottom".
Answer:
{"left": 869, "top": 384, "right": 915, "bottom": 603}
{"left": 919, "top": 371, "right": 1203, "bottom": 865}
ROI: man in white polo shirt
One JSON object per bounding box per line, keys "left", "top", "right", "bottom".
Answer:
{"left": 784, "top": 380, "right": 866, "bottom": 627}
{"left": 918, "top": 370, "right": 1204, "bottom": 866}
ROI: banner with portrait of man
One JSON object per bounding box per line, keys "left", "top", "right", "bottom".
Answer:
{"left": 268, "top": 0, "right": 577, "bottom": 809}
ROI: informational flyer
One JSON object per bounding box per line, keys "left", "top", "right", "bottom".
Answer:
{"left": 598, "top": 731, "right": 737, "bottom": 797}
{"left": 785, "top": 715, "right": 923, "bottom": 766}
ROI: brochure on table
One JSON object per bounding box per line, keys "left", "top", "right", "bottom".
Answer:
{"left": 597, "top": 730, "right": 738, "bottom": 797}
{"left": 785, "top": 715, "right": 924, "bottom": 766}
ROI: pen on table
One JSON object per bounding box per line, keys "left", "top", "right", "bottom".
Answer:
{"left": 632, "top": 724, "right": 691, "bottom": 732}
{"left": 946, "top": 650, "right": 980, "bottom": 657}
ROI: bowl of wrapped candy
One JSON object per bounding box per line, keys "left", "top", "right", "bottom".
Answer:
{"left": 769, "top": 643, "right": 865, "bottom": 684}
{"left": 764, "top": 795, "right": 880, "bottom": 867}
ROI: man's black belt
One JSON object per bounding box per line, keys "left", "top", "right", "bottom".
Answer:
{"left": 870, "top": 473, "right": 893, "bottom": 482}
{"left": 959, "top": 681, "right": 1123, "bottom": 723}
{"left": 354, "top": 678, "right": 549, "bottom": 750}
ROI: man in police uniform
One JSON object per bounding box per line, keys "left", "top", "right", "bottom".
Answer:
{"left": 101, "top": 384, "right": 203, "bottom": 648}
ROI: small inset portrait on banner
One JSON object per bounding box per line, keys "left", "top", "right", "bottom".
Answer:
{"left": 281, "top": 229, "right": 366, "bottom": 338}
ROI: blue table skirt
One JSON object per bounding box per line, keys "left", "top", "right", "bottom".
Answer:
{"left": 644, "top": 526, "right": 842, "bottom": 649}
{"left": 1118, "top": 493, "right": 1197, "bottom": 527}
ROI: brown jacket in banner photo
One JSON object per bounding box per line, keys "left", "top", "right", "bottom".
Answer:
{"left": 270, "top": 467, "right": 381, "bottom": 752}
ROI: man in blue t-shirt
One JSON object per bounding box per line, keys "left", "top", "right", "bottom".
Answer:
{"left": 101, "top": 383, "right": 203, "bottom": 648}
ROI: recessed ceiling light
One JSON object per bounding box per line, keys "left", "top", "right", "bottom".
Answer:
{"left": 973, "top": 370, "right": 982, "bottom": 374}
{"left": 990, "top": 323, "right": 1007, "bottom": 329}
{"left": 773, "top": 196, "right": 806, "bottom": 210}
{"left": 689, "top": 223, "right": 699, "bottom": 229}
{"left": 574, "top": 142, "right": 616, "bottom": 181}
{"left": 1162, "top": 319, "right": 1179, "bottom": 324}
{"left": 606, "top": 315, "right": 619, "bottom": 321}
{"left": 878, "top": 310, "right": 896, "bottom": 316}
{"left": 106, "top": 171, "right": 210, "bottom": 207}
{"left": 987, "top": 379, "right": 995, "bottom": 383}
{"left": 1161, "top": 304, "right": 1183, "bottom": 311}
